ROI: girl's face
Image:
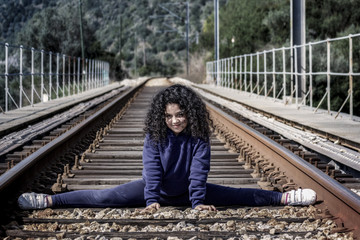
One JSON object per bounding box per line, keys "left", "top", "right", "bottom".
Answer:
{"left": 165, "top": 103, "right": 188, "bottom": 135}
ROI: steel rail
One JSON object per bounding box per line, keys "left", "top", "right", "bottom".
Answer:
{"left": 205, "top": 101, "right": 360, "bottom": 237}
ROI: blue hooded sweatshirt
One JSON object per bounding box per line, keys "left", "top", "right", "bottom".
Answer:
{"left": 142, "top": 130, "right": 211, "bottom": 208}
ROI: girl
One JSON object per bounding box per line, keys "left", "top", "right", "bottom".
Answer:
{"left": 18, "top": 84, "right": 316, "bottom": 211}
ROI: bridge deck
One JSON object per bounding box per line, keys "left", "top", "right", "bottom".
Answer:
{"left": 0, "top": 82, "right": 123, "bottom": 136}
{"left": 196, "top": 84, "right": 360, "bottom": 149}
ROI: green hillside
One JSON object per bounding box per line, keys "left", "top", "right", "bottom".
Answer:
{"left": 2, "top": 0, "right": 360, "bottom": 84}
{"left": 0, "top": 0, "right": 217, "bottom": 80}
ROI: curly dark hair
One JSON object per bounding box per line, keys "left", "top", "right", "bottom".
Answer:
{"left": 144, "top": 84, "right": 212, "bottom": 143}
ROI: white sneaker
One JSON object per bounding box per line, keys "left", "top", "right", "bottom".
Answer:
{"left": 18, "top": 192, "right": 49, "bottom": 210}
{"left": 285, "top": 188, "right": 316, "bottom": 206}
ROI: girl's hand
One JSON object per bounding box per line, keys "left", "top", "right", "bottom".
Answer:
{"left": 194, "top": 204, "right": 217, "bottom": 211}
{"left": 141, "top": 202, "right": 160, "bottom": 213}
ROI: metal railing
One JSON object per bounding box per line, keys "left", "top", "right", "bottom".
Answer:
{"left": 206, "top": 33, "right": 360, "bottom": 120}
{"left": 0, "top": 42, "right": 110, "bottom": 113}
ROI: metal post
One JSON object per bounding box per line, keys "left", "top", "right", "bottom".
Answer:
{"left": 95, "top": 60, "right": 98, "bottom": 87}
{"left": 223, "top": 59, "right": 225, "bottom": 87}
{"left": 226, "top": 58, "right": 229, "bottom": 88}
{"left": 56, "top": 53, "right": 59, "bottom": 98}
{"left": 99, "top": 61, "right": 102, "bottom": 86}
{"left": 95, "top": 60, "right": 98, "bottom": 88}
{"left": 92, "top": 59, "right": 95, "bottom": 88}
{"left": 239, "top": 56, "right": 242, "bottom": 90}
{"left": 98, "top": 61, "right": 100, "bottom": 87}
{"left": 250, "top": 54, "right": 253, "bottom": 93}
{"left": 231, "top": 57, "right": 233, "bottom": 88}
{"left": 294, "top": 45, "right": 298, "bottom": 107}
{"left": 264, "top": 52, "right": 267, "bottom": 96}
{"left": 244, "top": 55, "right": 247, "bottom": 91}
{"left": 94, "top": 60, "right": 96, "bottom": 88}
{"left": 86, "top": 59, "right": 89, "bottom": 90}
{"left": 213, "top": 61, "right": 216, "bottom": 83}
{"left": 229, "top": 59, "right": 232, "bottom": 88}
{"left": 186, "top": 1, "right": 189, "bottom": 75}
{"left": 272, "top": 49, "right": 276, "bottom": 99}
{"left": 86, "top": 59, "right": 88, "bottom": 90}
{"left": 309, "top": 43, "right": 313, "bottom": 109}
{"left": 301, "top": 0, "right": 306, "bottom": 99}
{"left": 134, "top": 32, "right": 137, "bottom": 77}
{"left": 290, "top": 0, "right": 294, "bottom": 101}
{"left": 31, "top": 48, "right": 34, "bottom": 106}
{"left": 82, "top": 58, "right": 85, "bottom": 92}
{"left": 327, "top": 40, "right": 331, "bottom": 113}
{"left": 292, "top": 0, "right": 306, "bottom": 98}
{"left": 219, "top": 60, "right": 221, "bottom": 86}
{"left": 91, "top": 59, "right": 94, "bottom": 89}
{"left": 88, "top": 59, "right": 91, "bottom": 89}
{"left": 103, "top": 62, "right": 105, "bottom": 85}
{"left": 20, "top": 45, "right": 23, "bottom": 108}
{"left": 99, "top": 61, "right": 105, "bottom": 86}
{"left": 214, "top": 0, "right": 220, "bottom": 85}
{"left": 77, "top": 57, "right": 80, "bottom": 93}
{"left": 235, "top": 56, "right": 238, "bottom": 89}
{"left": 214, "top": 0, "right": 217, "bottom": 81}
{"left": 213, "top": 62, "right": 215, "bottom": 83}
{"left": 282, "top": 47, "right": 286, "bottom": 104}
{"left": 68, "top": 56, "right": 71, "bottom": 95}
{"left": 62, "top": 54, "right": 65, "bottom": 96}
{"left": 219, "top": 59, "right": 224, "bottom": 86}
{"left": 100, "top": 61, "right": 102, "bottom": 86}
{"left": 349, "top": 36, "right": 353, "bottom": 119}
{"left": 41, "top": 50, "right": 44, "bottom": 102}
{"left": 221, "top": 59, "right": 224, "bottom": 87}
{"left": 73, "top": 57, "right": 76, "bottom": 94}
{"left": 219, "top": 60, "right": 222, "bottom": 86}
{"left": 5, "top": 43, "right": 9, "bottom": 112}
{"left": 256, "top": 53, "right": 259, "bottom": 95}
{"left": 49, "top": 52, "right": 52, "bottom": 100}
{"left": 224, "top": 59, "right": 226, "bottom": 87}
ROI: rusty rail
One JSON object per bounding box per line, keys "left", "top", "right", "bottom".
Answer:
{"left": 206, "top": 101, "right": 360, "bottom": 237}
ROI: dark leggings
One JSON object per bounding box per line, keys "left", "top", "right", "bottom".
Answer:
{"left": 52, "top": 179, "right": 282, "bottom": 208}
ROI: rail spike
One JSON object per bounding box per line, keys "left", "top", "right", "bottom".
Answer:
{"left": 72, "top": 155, "right": 83, "bottom": 170}
{"left": 62, "top": 164, "right": 75, "bottom": 178}
{"left": 51, "top": 174, "right": 67, "bottom": 193}
{"left": 250, "top": 162, "right": 261, "bottom": 178}
{"left": 257, "top": 173, "right": 275, "bottom": 191}
{"left": 281, "top": 179, "right": 297, "bottom": 192}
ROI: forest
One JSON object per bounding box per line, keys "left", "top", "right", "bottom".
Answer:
{"left": 0, "top": 0, "right": 359, "bottom": 115}
{"left": 0, "top": 0, "right": 215, "bottom": 80}
{"left": 3, "top": 0, "right": 360, "bottom": 78}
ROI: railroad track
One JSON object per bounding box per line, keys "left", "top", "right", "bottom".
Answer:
{"left": 0, "top": 78, "right": 359, "bottom": 239}
{"left": 0, "top": 84, "right": 131, "bottom": 175}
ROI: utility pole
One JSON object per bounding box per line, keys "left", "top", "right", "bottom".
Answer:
{"left": 79, "top": 0, "right": 85, "bottom": 61}
{"left": 186, "top": 1, "right": 189, "bottom": 76}
{"left": 214, "top": 0, "right": 219, "bottom": 85}
{"left": 292, "top": 0, "right": 306, "bottom": 99}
